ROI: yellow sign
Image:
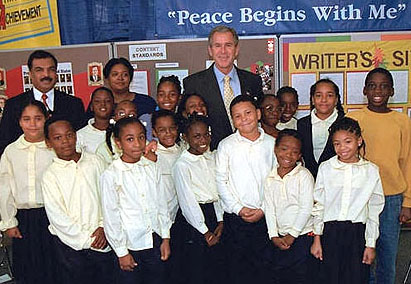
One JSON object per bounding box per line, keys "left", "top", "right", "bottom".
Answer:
{"left": 0, "top": 0, "right": 61, "bottom": 49}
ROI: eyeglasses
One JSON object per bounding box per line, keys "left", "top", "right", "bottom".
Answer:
{"left": 262, "top": 104, "right": 283, "bottom": 113}
{"left": 116, "top": 111, "right": 137, "bottom": 118}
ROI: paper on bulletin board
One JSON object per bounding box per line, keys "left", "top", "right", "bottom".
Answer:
{"left": 0, "top": 0, "right": 61, "bottom": 49}
{"left": 129, "top": 70, "right": 149, "bottom": 95}
{"left": 291, "top": 73, "right": 316, "bottom": 106}
{"left": 320, "top": 72, "right": 344, "bottom": 103}
{"left": 22, "top": 62, "right": 74, "bottom": 95}
{"left": 156, "top": 69, "right": 189, "bottom": 92}
{"left": 129, "top": 44, "right": 167, "bottom": 61}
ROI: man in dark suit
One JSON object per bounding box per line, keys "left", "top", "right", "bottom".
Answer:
{"left": 183, "top": 26, "right": 263, "bottom": 150}
{"left": 89, "top": 66, "right": 102, "bottom": 83}
{"left": 0, "top": 50, "right": 86, "bottom": 155}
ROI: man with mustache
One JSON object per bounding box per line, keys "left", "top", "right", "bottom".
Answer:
{"left": 0, "top": 50, "right": 86, "bottom": 155}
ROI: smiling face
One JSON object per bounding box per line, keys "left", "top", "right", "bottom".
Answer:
{"left": 153, "top": 116, "right": 178, "bottom": 148}
{"left": 280, "top": 92, "right": 298, "bottom": 122}
{"left": 332, "top": 129, "right": 362, "bottom": 163}
{"left": 260, "top": 96, "right": 282, "bottom": 128}
{"left": 157, "top": 81, "right": 181, "bottom": 112}
{"left": 114, "top": 101, "right": 137, "bottom": 121}
{"left": 29, "top": 58, "right": 58, "bottom": 93}
{"left": 363, "top": 72, "right": 394, "bottom": 113}
{"left": 19, "top": 105, "right": 46, "bottom": 143}
{"left": 183, "top": 95, "right": 207, "bottom": 118}
{"left": 46, "top": 121, "right": 79, "bottom": 161}
{"left": 231, "top": 101, "right": 261, "bottom": 140}
{"left": 185, "top": 121, "right": 211, "bottom": 155}
{"left": 115, "top": 122, "right": 146, "bottom": 163}
{"left": 208, "top": 31, "right": 239, "bottom": 75}
{"left": 274, "top": 135, "right": 302, "bottom": 174}
{"left": 312, "top": 82, "right": 338, "bottom": 120}
{"left": 106, "top": 63, "right": 131, "bottom": 94}
{"left": 91, "top": 90, "right": 114, "bottom": 120}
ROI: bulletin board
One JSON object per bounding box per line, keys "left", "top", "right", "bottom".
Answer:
{"left": 280, "top": 31, "right": 411, "bottom": 119}
{"left": 113, "top": 36, "right": 278, "bottom": 99}
{"left": 0, "top": 43, "right": 113, "bottom": 108}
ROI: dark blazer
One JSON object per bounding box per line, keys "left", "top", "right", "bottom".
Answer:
{"left": 297, "top": 111, "right": 345, "bottom": 179}
{"left": 183, "top": 64, "right": 263, "bottom": 150}
{"left": 0, "top": 89, "right": 86, "bottom": 155}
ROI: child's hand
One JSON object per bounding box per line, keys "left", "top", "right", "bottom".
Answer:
{"left": 204, "top": 231, "right": 218, "bottom": 247}
{"left": 90, "top": 227, "right": 107, "bottom": 249}
{"left": 283, "top": 234, "right": 295, "bottom": 247}
{"left": 5, "top": 227, "right": 22, "bottom": 239}
{"left": 272, "top": 237, "right": 290, "bottom": 250}
{"left": 145, "top": 141, "right": 158, "bottom": 156}
{"left": 399, "top": 207, "right": 411, "bottom": 224}
{"left": 214, "top": 222, "right": 224, "bottom": 242}
{"left": 119, "top": 254, "right": 138, "bottom": 271}
{"left": 144, "top": 150, "right": 157, "bottom": 162}
{"left": 310, "top": 235, "right": 323, "bottom": 261}
{"left": 362, "top": 247, "right": 376, "bottom": 265}
{"left": 160, "top": 238, "right": 170, "bottom": 261}
{"left": 240, "top": 208, "right": 264, "bottom": 223}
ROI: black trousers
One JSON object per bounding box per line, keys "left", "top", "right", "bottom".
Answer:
{"left": 13, "top": 208, "right": 57, "bottom": 284}
{"left": 320, "top": 221, "right": 370, "bottom": 284}
{"left": 117, "top": 234, "right": 167, "bottom": 284}
{"left": 273, "top": 233, "right": 313, "bottom": 284}
{"left": 53, "top": 236, "right": 115, "bottom": 284}
{"left": 222, "top": 212, "right": 275, "bottom": 284}
{"left": 177, "top": 203, "right": 225, "bottom": 284}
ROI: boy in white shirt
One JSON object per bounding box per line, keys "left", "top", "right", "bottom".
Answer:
{"left": 216, "top": 95, "right": 276, "bottom": 284}
{"left": 42, "top": 118, "right": 114, "bottom": 284}
{"left": 264, "top": 129, "right": 314, "bottom": 284}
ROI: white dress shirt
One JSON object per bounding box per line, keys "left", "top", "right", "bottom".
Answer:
{"left": 216, "top": 128, "right": 277, "bottom": 215}
{"left": 33, "top": 87, "right": 54, "bottom": 111}
{"left": 277, "top": 117, "right": 297, "bottom": 130}
{"left": 41, "top": 152, "right": 109, "bottom": 252}
{"left": 264, "top": 163, "right": 314, "bottom": 239}
{"left": 0, "top": 135, "right": 55, "bottom": 231}
{"left": 311, "top": 108, "right": 338, "bottom": 162}
{"left": 156, "top": 143, "right": 182, "bottom": 222}
{"left": 76, "top": 118, "right": 106, "bottom": 154}
{"left": 173, "top": 150, "right": 224, "bottom": 234}
{"left": 100, "top": 157, "right": 171, "bottom": 257}
{"left": 95, "top": 134, "right": 121, "bottom": 165}
{"left": 312, "top": 156, "right": 385, "bottom": 248}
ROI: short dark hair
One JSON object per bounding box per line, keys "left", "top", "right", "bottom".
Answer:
{"left": 19, "top": 100, "right": 48, "bottom": 120}
{"left": 113, "top": 117, "right": 146, "bottom": 140}
{"left": 277, "top": 86, "right": 299, "bottom": 105}
{"left": 229, "top": 94, "right": 258, "bottom": 116}
{"left": 44, "top": 118, "right": 74, "bottom": 139}
{"left": 103, "top": 58, "right": 134, "bottom": 81}
{"left": 158, "top": 75, "right": 182, "bottom": 95}
{"left": 151, "top": 109, "right": 177, "bottom": 128}
{"left": 364, "top": 67, "right": 394, "bottom": 88}
{"left": 177, "top": 93, "right": 208, "bottom": 117}
{"left": 90, "top": 87, "right": 114, "bottom": 102}
{"left": 182, "top": 113, "right": 210, "bottom": 136}
{"left": 28, "top": 50, "right": 58, "bottom": 70}
{"left": 275, "top": 129, "right": 302, "bottom": 150}
{"left": 208, "top": 26, "right": 239, "bottom": 46}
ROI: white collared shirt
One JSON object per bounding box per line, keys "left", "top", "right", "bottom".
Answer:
{"left": 41, "top": 152, "right": 109, "bottom": 252}
{"left": 312, "top": 156, "right": 385, "bottom": 247}
{"left": 216, "top": 128, "right": 277, "bottom": 215}
{"left": 264, "top": 163, "right": 314, "bottom": 239}
{"left": 277, "top": 117, "right": 297, "bottom": 131}
{"left": 76, "top": 118, "right": 107, "bottom": 154}
{"left": 95, "top": 134, "right": 121, "bottom": 166}
{"left": 156, "top": 143, "right": 182, "bottom": 222}
{"left": 33, "top": 87, "right": 54, "bottom": 111}
{"left": 311, "top": 108, "right": 338, "bottom": 162}
{"left": 0, "top": 135, "right": 55, "bottom": 231}
{"left": 100, "top": 157, "right": 171, "bottom": 257}
{"left": 173, "top": 150, "right": 223, "bottom": 234}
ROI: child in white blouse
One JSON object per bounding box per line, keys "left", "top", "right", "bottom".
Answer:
{"left": 100, "top": 117, "right": 171, "bottom": 284}
{"left": 173, "top": 114, "right": 224, "bottom": 284}
{"left": 216, "top": 95, "right": 276, "bottom": 284}
{"left": 263, "top": 129, "right": 314, "bottom": 284}
{"left": 76, "top": 87, "right": 114, "bottom": 153}
{"left": 42, "top": 118, "right": 114, "bottom": 284}
{"left": 311, "top": 117, "right": 385, "bottom": 284}
{"left": 0, "top": 100, "right": 56, "bottom": 283}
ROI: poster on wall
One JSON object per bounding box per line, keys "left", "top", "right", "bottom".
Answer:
{"left": 280, "top": 32, "right": 411, "bottom": 112}
{"left": 0, "top": 0, "right": 61, "bottom": 49}
{"left": 22, "top": 62, "right": 74, "bottom": 95}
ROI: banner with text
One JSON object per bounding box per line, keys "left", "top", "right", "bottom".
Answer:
{"left": 0, "top": 0, "right": 61, "bottom": 49}
{"left": 156, "top": 0, "right": 410, "bottom": 37}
